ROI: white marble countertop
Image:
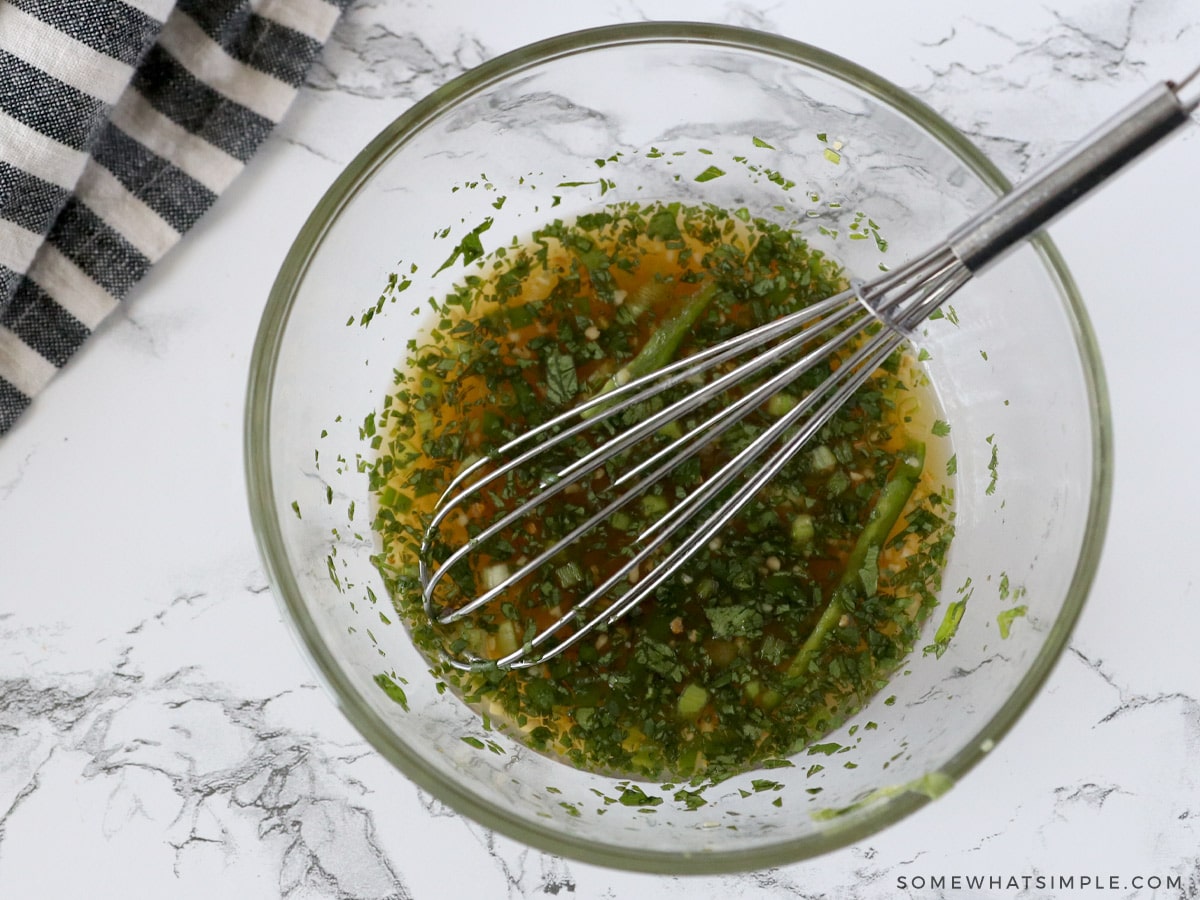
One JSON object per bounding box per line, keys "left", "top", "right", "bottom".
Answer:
{"left": 2, "top": 1, "right": 1198, "bottom": 897}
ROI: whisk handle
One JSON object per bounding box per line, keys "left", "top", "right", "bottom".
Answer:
{"left": 948, "top": 74, "right": 1196, "bottom": 273}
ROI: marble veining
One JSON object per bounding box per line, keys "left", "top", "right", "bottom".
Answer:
{"left": 1, "top": 0, "right": 1198, "bottom": 897}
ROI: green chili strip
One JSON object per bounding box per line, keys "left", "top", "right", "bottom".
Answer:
{"left": 584, "top": 281, "right": 719, "bottom": 416}
{"left": 786, "top": 441, "right": 926, "bottom": 680}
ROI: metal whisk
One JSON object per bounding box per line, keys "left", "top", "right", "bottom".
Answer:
{"left": 420, "top": 66, "right": 1199, "bottom": 671}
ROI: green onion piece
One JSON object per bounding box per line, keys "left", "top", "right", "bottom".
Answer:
{"left": 790, "top": 514, "right": 816, "bottom": 547}
{"left": 492, "top": 620, "right": 519, "bottom": 657}
{"left": 676, "top": 684, "right": 708, "bottom": 720}
{"left": 810, "top": 445, "right": 838, "bottom": 472}
{"left": 996, "top": 605, "right": 1028, "bottom": 639}
{"left": 482, "top": 563, "right": 510, "bottom": 590}
{"left": 766, "top": 392, "right": 798, "bottom": 417}
{"left": 640, "top": 494, "right": 669, "bottom": 518}
{"left": 556, "top": 560, "right": 585, "bottom": 589}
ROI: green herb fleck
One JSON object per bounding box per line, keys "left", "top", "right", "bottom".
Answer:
{"left": 762, "top": 758, "right": 795, "bottom": 769}
{"left": 544, "top": 352, "right": 579, "bottom": 406}
{"left": 673, "top": 787, "right": 708, "bottom": 810}
{"left": 618, "top": 785, "right": 663, "bottom": 807}
{"left": 434, "top": 217, "right": 494, "bottom": 275}
{"left": 374, "top": 673, "right": 409, "bottom": 711}
{"left": 985, "top": 434, "right": 999, "bottom": 496}
{"left": 807, "top": 742, "right": 842, "bottom": 756}
{"left": 704, "top": 605, "right": 761, "bottom": 639}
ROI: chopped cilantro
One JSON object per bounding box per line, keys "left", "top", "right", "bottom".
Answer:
{"left": 807, "top": 742, "right": 842, "bottom": 756}
{"left": 374, "top": 673, "right": 409, "bottom": 711}
{"left": 704, "top": 605, "right": 762, "bottom": 639}
{"left": 694, "top": 165, "right": 726, "bottom": 182}
{"left": 544, "top": 352, "right": 578, "bottom": 406}
{"left": 434, "top": 217, "right": 494, "bottom": 275}
{"left": 619, "top": 785, "right": 663, "bottom": 807}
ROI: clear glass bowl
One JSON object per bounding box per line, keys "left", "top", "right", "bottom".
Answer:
{"left": 245, "top": 23, "right": 1111, "bottom": 873}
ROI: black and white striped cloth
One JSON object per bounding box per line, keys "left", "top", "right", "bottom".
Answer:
{"left": 0, "top": 0, "right": 350, "bottom": 435}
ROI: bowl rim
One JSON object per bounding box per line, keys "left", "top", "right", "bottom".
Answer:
{"left": 244, "top": 20, "right": 1113, "bottom": 874}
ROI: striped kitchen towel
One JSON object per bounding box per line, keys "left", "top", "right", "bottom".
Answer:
{"left": 0, "top": 0, "right": 350, "bottom": 435}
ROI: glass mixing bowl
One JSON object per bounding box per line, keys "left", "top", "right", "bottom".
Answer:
{"left": 245, "top": 23, "right": 1111, "bottom": 873}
